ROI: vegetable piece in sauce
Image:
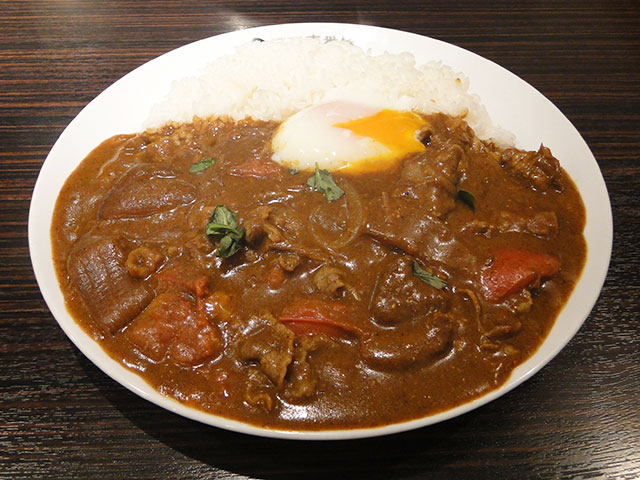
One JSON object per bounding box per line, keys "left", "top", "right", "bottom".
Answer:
{"left": 279, "top": 300, "right": 361, "bottom": 339}
{"left": 457, "top": 189, "right": 476, "bottom": 211}
{"left": 154, "top": 269, "right": 210, "bottom": 297}
{"left": 189, "top": 157, "right": 215, "bottom": 173}
{"left": 482, "top": 248, "right": 561, "bottom": 302}
{"left": 206, "top": 205, "right": 245, "bottom": 258}
{"left": 412, "top": 259, "right": 448, "bottom": 290}
{"left": 124, "top": 292, "right": 222, "bottom": 365}
{"left": 306, "top": 163, "right": 345, "bottom": 202}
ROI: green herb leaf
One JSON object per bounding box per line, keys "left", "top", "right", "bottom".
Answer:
{"left": 288, "top": 168, "right": 300, "bottom": 175}
{"left": 306, "top": 163, "right": 345, "bottom": 202}
{"left": 412, "top": 260, "right": 448, "bottom": 290}
{"left": 457, "top": 189, "right": 475, "bottom": 211}
{"left": 206, "top": 205, "right": 239, "bottom": 236}
{"left": 205, "top": 205, "right": 245, "bottom": 258}
{"left": 189, "top": 157, "right": 215, "bottom": 173}
{"left": 216, "top": 228, "right": 245, "bottom": 258}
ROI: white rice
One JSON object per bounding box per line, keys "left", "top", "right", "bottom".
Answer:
{"left": 146, "top": 37, "right": 513, "bottom": 146}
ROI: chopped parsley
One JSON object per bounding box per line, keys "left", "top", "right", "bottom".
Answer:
{"left": 206, "top": 205, "right": 245, "bottom": 258}
{"left": 306, "top": 163, "right": 345, "bottom": 202}
{"left": 457, "top": 189, "right": 476, "bottom": 211}
{"left": 189, "top": 157, "right": 215, "bottom": 173}
{"left": 412, "top": 260, "right": 448, "bottom": 290}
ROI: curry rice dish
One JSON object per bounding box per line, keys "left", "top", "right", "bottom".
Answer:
{"left": 51, "top": 109, "right": 586, "bottom": 429}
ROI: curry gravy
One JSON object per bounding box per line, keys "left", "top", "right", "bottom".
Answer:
{"left": 52, "top": 114, "right": 586, "bottom": 429}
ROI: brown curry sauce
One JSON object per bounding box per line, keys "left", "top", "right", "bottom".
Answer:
{"left": 51, "top": 113, "right": 586, "bottom": 429}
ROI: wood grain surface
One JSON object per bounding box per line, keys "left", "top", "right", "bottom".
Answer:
{"left": 1, "top": 1, "right": 639, "bottom": 479}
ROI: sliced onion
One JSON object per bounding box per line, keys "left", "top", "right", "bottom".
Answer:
{"left": 309, "top": 179, "right": 364, "bottom": 251}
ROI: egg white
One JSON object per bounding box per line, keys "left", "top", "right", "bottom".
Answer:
{"left": 271, "top": 101, "right": 393, "bottom": 172}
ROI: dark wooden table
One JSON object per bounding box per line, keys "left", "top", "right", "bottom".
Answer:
{"left": 2, "top": 1, "right": 639, "bottom": 478}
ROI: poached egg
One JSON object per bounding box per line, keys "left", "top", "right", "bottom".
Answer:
{"left": 271, "top": 101, "right": 428, "bottom": 172}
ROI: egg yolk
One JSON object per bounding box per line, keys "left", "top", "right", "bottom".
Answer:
{"left": 333, "top": 109, "right": 428, "bottom": 171}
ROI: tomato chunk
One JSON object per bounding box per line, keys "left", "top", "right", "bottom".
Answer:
{"left": 279, "top": 300, "right": 361, "bottom": 338}
{"left": 154, "top": 269, "right": 210, "bottom": 298}
{"left": 482, "top": 248, "right": 561, "bottom": 302}
{"left": 266, "top": 264, "right": 286, "bottom": 289}
{"left": 125, "top": 292, "right": 222, "bottom": 365}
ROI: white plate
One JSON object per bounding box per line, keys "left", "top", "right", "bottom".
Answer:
{"left": 29, "top": 23, "right": 612, "bottom": 440}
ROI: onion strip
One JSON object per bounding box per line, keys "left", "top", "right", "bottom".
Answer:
{"left": 309, "top": 179, "right": 364, "bottom": 251}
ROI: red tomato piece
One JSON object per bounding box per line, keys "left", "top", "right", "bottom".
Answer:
{"left": 279, "top": 300, "right": 361, "bottom": 339}
{"left": 482, "top": 248, "right": 561, "bottom": 302}
{"left": 230, "top": 159, "right": 282, "bottom": 179}
{"left": 266, "top": 264, "right": 286, "bottom": 289}
{"left": 154, "top": 269, "right": 210, "bottom": 298}
{"left": 125, "top": 292, "right": 222, "bottom": 365}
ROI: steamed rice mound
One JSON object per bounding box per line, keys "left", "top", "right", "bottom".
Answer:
{"left": 147, "top": 37, "right": 513, "bottom": 145}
